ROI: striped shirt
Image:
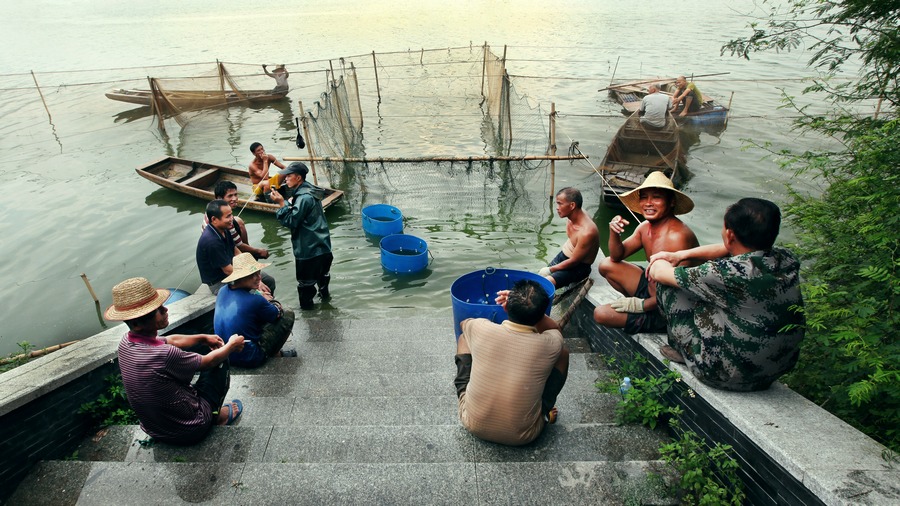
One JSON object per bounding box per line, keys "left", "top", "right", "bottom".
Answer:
{"left": 117, "top": 332, "right": 211, "bottom": 444}
{"left": 458, "top": 319, "right": 563, "bottom": 445}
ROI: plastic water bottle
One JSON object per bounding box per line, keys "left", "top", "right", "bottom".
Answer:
{"left": 619, "top": 377, "right": 632, "bottom": 398}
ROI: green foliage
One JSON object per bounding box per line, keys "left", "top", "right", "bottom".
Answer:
{"left": 660, "top": 419, "right": 746, "bottom": 506}
{"left": 616, "top": 369, "right": 684, "bottom": 429}
{"left": 724, "top": 1, "right": 900, "bottom": 454}
{"left": 79, "top": 373, "right": 138, "bottom": 427}
{"left": 0, "top": 341, "right": 35, "bottom": 373}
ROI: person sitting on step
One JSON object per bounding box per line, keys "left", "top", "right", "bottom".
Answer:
{"left": 214, "top": 253, "right": 297, "bottom": 367}
{"left": 454, "top": 279, "right": 569, "bottom": 446}
{"left": 106, "top": 277, "right": 245, "bottom": 445}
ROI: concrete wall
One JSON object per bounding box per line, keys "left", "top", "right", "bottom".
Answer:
{"left": 576, "top": 279, "right": 900, "bottom": 505}
{"left": 0, "top": 292, "right": 215, "bottom": 503}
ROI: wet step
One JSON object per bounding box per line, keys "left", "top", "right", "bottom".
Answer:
{"left": 12, "top": 460, "right": 675, "bottom": 505}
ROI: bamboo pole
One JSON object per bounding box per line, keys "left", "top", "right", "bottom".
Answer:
{"left": 609, "top": 56, "right": 620, "bottom": 86}
{"left": 874, "top": 96, "right": 883, "bottom": 120}
{"left": 0, "top": 340, "right": 80, "bottom": 366}
{"left": 298, "top": 100, "right": 318, "bottom": 186}
{"left": 549, "top": 102, "right": 557, "bottom": 199}
{"left": 351, "top": 62, "right": 363, "bottom": 129}
{"left": 480, "top": 42, "right": 487, "bottom": 98}
{"left": 80, "top": 273, "right": 100, "bottom": 303}
{"left": 149, "top": 77, "right": 166, "bottom": 132}
{"left": 599, "top": 72, "right": 730, "bottom": 92}
{"left": 372, "top": 51, "right": 381, "bottom": 103}
{"left": 30, "top": 71, "right": 53, "bottom": 122}
{"left": 284, "top": 154, "right": 587, "bottom": 163}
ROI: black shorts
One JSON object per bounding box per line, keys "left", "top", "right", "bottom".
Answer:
{"left": 548, "top": 251, "right": 591, "bottom": 289}
{"left": 623, "top": 268, "right": 666, "bottom": 334}
{"left": 454, "top": 354, "right": 472, "bottom": 398}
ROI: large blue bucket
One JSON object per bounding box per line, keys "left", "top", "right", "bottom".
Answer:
{"left": 450, "top": 268, "right": 555, "bottom": 338}
{"left": 362, "top": 204, "right": 403, "bottom": 237}
{"left": 380, "top": 234, "right": 429, "bottom": 274}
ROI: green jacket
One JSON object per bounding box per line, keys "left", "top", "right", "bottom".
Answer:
{"left": 275, "top": 181, "right": 332, "bottom": 260}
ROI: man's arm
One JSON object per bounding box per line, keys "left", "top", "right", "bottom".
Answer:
{"left": 268, "top": 154, "right": 285, "bottom": 170}
{"left": 234, "top": 218, "right": 269, "bottom": 259}
{"left": 548, "top": 230, "right": 599, "bottom": 273}
{"left": 650, "top": 243, "right": 728, "bottom": 266}
{"left": 609, "top": 218, "right": 644, "bottom": 262}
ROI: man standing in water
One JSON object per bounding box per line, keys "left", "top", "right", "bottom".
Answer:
{"left": 248, "top": 142, "right": 285, "bottom": 201}
{"left": 593, "top": 172, "right": 698, "bottom": 334}
{"left": 539, "top": 187, "right": 600, "bottom": 289}
{"left": 270, "top": 162, "right": 333, "bottom": 310}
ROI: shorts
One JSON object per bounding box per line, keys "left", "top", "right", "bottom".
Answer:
{"left": 623, "top": 268, "right": 666, "bottom": 334}
{"left": 454, "top": 353, "right": 473, "bottom": 398}
{"left": 548, "top": 251, "right": 592, "bottom": 289}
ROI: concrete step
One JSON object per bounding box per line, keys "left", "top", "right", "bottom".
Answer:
{"left": 12, "top": 460, "right": 676, "bottom": 505}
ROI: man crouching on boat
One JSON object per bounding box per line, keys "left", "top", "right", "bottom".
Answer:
{"left": 593, "top": 172, "right": 699, "bottom": 334}
{"left": 106, "top": 277, "right": 246, "bottom": 445}
{"left": 648, "top": 198, "right": 804, "bottom": 391}
{"left": 539, "top": 187, "right": 600, "bottom": 289}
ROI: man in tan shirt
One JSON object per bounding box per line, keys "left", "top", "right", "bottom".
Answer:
{"left": 454, "top": 279, "right": 570, "bottom": 446}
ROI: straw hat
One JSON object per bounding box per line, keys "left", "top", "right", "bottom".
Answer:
{"left": 222, "top": 252, "right": 270, "bottom": 284}
{"left": 104, "top": 277, "right": 170, "bottom": 321}
{"left": 618, "top": 171, "right": 694, "bottom": 215}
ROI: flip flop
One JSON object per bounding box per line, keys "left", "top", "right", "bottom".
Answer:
{"left": 659, "top": 345, "right": 686, "bottom": 364}
{"left": 224, "top": 399, "right": 243, "bottom": 425}
{"left": 280, "top": 348, "right": 298, "bottom": 358}
{"left": 545, "top": 406, "right": 559, "bottom": 425}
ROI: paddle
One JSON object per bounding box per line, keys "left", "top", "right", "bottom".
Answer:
{"left": 598, "top": 72, "right": 730, "bottom": 92}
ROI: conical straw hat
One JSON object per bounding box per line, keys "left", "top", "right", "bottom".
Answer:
{"left": 618, "top": 171, "right": 694, "bottom": 215}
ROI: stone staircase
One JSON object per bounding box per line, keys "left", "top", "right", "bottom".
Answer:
{"left": 9, "top": 316, "right": 675, "bottom": 505}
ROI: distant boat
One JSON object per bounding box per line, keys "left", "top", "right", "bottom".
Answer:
{"left": 599, "top": 114, "right": 686, "bottom": 209}
{"left": 136, "top": 156, "right": 343, "bottom": 214}
{"left": 105, "top": 88, "right": 288, "bottom": 108}
{"left": 607, "top": 77, "right": 729, "bottom": 126}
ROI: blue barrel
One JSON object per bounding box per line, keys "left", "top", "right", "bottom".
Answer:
{"left": 362, "top": 204, "right": 403, "bottom": 237}
{"left": 380, "top": 234, "right": 429, "bottom": 274}
{"left": 450, "top": 268, "right": 554, "bottom": 338}
{"left": 164, "top": 288, "right": 191, "bottom": 306}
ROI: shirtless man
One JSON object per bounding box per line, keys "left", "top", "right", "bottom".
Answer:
{"left": 263, "top": 64, "right": 289, "bottom": 93}
{"left": 539, "top": 187, "right": 600, "bottom": 289}
{"left": 248, "top": 142, "right": 285, "bottom": 201}
{"left": 593, "top": 172, "right": 698, "bottom": 334}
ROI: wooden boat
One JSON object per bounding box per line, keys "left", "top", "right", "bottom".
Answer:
{"left": 106, "top": 88, "right": 288, "bottom": 108}
{"left": 136, "top": 157, "right": 343, "bottom": 213}
{"left": 607, "top": 77, "right": 729, "bottom": 126}
{"left": 599, "top": 114, "right": 686, "bottom": 209}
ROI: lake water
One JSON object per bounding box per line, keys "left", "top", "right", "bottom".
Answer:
{"left": 0, "top": 0, "right": 845, "bottom": 356}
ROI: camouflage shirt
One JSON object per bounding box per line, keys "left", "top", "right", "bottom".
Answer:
{"left": 657, "top": 246, "right": 804, "bottom": 391}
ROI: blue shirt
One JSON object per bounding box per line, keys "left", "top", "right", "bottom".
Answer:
{"left": 214, "top": 285, "right": 280, "bottom": 367}
{"left": 196, "top": 223, "right": 235, "bottom": 285}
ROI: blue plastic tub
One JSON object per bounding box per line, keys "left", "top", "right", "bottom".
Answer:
{"left": 362, "top": 204, "right": 403, "bottom": 237}
{"left": 450, "top": 267, "right": 554, "bottom": 338}
{"left": 380, "top": 234, "right": 429, "bottom": 274}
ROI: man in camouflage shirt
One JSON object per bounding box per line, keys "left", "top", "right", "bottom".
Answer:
{"left": 647, "top": 198, "right": 804, "bottom": 391}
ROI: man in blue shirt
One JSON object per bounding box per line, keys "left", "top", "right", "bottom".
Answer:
{"left": 214, "top": 253, "right": 296, "bottom": 367}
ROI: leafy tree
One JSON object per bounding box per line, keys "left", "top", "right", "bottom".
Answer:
{"left": 723, "top": 0, "right": 899, "bottom": 452}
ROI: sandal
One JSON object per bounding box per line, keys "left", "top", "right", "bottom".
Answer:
{"left": 280, "top": 348, "right": 298, "bottom": 358}
{"left": 659, "top": 345, "right": 686, "bottom": 364}
{"left": 223, "top": 399, "right": 243, "bottom": 425}
{"left": 545, "top": 406, "right": 558, "bottom": 425}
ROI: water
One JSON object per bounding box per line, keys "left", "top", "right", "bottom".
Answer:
{"left": 0, "top": 0, "right": 842, "bottom": 355}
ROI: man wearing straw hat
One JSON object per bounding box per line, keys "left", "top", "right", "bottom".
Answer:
{"left": 648, "top": 198, "right": 804, "bottom": 391}
{"left": 106, "top": 277, "right": 246, "bottom": 445}
{"left": 270, "top": 162, "right": 333, "bottom": 311}
{"left": 214, "top": 253, "right": 297, "bottom": 367}
{"left": 593, "top": 171, "right": 699, "bottom": 334}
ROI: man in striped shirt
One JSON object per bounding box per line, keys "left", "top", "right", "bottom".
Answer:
{"left": 106, "top": 277, "right": 246, "bottom": 445}
{"left": 454, "top": 279, "right": 569, "bottom": 446}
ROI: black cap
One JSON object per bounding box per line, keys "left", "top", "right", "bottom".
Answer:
{"left": 279, "top": 162, "right": 309, "bottom": 178}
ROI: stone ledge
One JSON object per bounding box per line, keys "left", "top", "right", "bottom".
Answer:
{"left": 580, "top": 271, "right": 900, "bottom": 506}
{"left": 0, "top": 291, "right": 216, "bottom": 417}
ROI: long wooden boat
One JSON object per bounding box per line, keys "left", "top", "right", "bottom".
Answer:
{"left": 599, "top": 114, "right": 686, "bottom": 209}
{"left": 136, "top": 156, "right": 343, "bottom": 213}
{"left": 106, "top": 88, "right": 288, "bottom": 108}
{"left": 607, "top": 77, "right": 728, "bottom": 126}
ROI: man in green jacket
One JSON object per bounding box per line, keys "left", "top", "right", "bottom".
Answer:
{"left": 270, "top": 162, "right": 333, "bottom": 310}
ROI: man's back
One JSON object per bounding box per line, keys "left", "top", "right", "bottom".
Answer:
{"left": 458, "top": 319, "right": 563, "bottom": 445}
{"left": 640, "top": 92, "right": 671, "bottom": 128}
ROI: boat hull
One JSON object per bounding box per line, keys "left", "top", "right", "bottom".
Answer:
{"left": 106, "top": 88, "right": 288, "bottom": 108}
{"left": 135, "top": 157, "right": 343, "bottom": 213}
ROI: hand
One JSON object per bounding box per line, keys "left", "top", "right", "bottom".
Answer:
{"left": 494, "top": 290, "right": 511, "bottom": 311}
{"left": 228, "top": 334, "right": 246, "bottom": 353}
{"left": 269, "top": 190, "right": 284, "bottom": 205}
{"left": 256, "top": 248, "right": 270, "bottom": 259}
{"left": 610, "top": 297, "right": 645, "bottom": 313}
{"left": 206, "top": 334, "right": 224, "bottom": 349}
{"left": 609, "top": 216, "right": 629, "bottom": 235}
{"left": 538, "top": 266, "right": 552, "bottom": 277}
